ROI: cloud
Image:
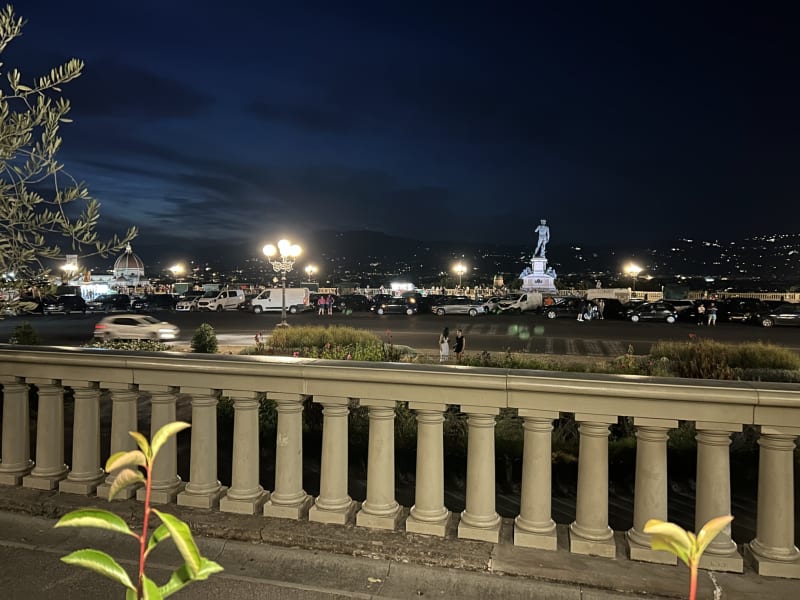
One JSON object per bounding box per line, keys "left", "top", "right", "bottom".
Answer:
{"left": 245, "top": 100, "right": 356, "bottom": 133}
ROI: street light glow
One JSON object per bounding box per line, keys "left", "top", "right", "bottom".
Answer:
{"left": 453, "top": 262, "right": 467, "bottom": 288}
{"left": 625, "top": 263, "right": 643, "bottom": 291}
{"left": 263, "top": 239, "right": 302, "bottom": 327}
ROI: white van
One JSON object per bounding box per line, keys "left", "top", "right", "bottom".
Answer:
{"left": 497, "top": 291, "right": 543, "bottom": 313}
{"left": 196, "top": 289, "right": 245, "bottom": 312}
{"left": 251, "top": 288, "right": 311, "bottom": 314}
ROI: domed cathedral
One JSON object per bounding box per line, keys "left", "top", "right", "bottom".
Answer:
{"left": 112, "top": 243, "right": 146, "bottom": 289}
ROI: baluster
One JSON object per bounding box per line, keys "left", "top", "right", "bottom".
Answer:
{"left": 695, "top": 423, "right": 743, "bottom": 572}
{"left": 569, "top": 415, "right": 616, "bottom": 558}
{"left": 514, "top": 410, "right": 558, "bottom": 550}
{"left": 405, "top": 402, "right": 451, "bottom": 536}
{"left": 746, "top": 428, "right": 800, "bottom": 578}
{"left": 264, "top": 393, "right": 313, "bottom": 519}
{"left": 220, "top": 392, "right": 268, "bottom": 514}
{"left": 0, "top": 377, "right": 33, "bottom": 485}
{"left": 137, "top": 386, "right": 184, "bottom": 504}
{"left": 309, "top": 396, "right": 357, "bottom": 524}
{"left": 178, "top": 388, "right": 226, "bottom": 508}
{"left": 459, "top": 408, "right": 501, "bottom": 542}
{"left": 23, "top": 379, "right": 68, "bottom": 490}
{"left": 357, "top": 400, "right": 402, "bottom": 530}
{"left": 60, "top": 382, "right": 105, "bottom": 495}
{"left": 97, "top": 384, "right": 140, "bottom": 500}
{"left": 626, "top": 418, "right": 678, "bottom": 564}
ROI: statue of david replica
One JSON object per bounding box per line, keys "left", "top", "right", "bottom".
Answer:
{"left": 520, "top": 219, "right": 557, "bottom": 292}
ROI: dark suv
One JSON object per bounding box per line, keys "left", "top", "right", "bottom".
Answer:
{"left": 132, "top": 294, "right": 177, "bottom": 312}
{"left": 370, "top": 295, "right": 418, "bottom": 315}
{"left": 627, "top": 301, "right": 679, "bottom": 323}
{"left": 42, "top": 294, "right": 87, "bottom": 315}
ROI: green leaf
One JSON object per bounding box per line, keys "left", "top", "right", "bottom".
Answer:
{"left": 108, "top": 467, "right": 145, "bottom": 501}
{"left": 54, "top": 509, "right": 137, "bottom": 539}
{"left": 129, "top": 430, "right": 152, "bottom": 461}
{"left": 151, "top": 422, "right": 190, "bottom": 461}
{"left": 695, "top": 515, "right": 734, "bottom": 558}
{"left": 152, "top": 509, "right": 201, "bottom": 575}
{"left": 145, "top": 524, "right": 172, "bottom": 557}
{"left": 60, "top": 549, "right": 135, "bottom": 590}
{"left": 160, "top": 559, "right": 224, "bottom": 598}
{"left": 141, "top": 574, "right": 163, "bottom": 599}
{"left": 106, "top": 449, "right": 147, "bottom": 473}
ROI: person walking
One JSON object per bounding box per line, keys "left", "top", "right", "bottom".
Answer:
{"left": 596, "top": 298, "right": 605, "bottom": 320}
{"left": 707, "top": 302, "right": 718, "bottom": 326}
{"left": 696, "top": 302, "right": 706, "bottom": 325}
{"left": 577, "top": 297, "right": 587, "bottom": 322}
{"left": 439, "top": 327, "right": 450, "bottom": 362}
{"left": 453, "top": 328, "right": 465, "bottom": 363}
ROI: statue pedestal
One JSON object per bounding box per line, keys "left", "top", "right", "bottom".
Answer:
{"left": 521, "top": 257, "right": 557, "bottom": 292}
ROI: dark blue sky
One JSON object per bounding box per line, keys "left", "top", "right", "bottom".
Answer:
{"left": 9, "top": 1, "right": 800, "bottom": 260}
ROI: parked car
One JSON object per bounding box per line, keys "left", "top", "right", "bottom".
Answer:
{"left": 197, "top": 289, "right": 246, "bottom": 312}
{"left": 86, "top": 294, "right": 131, "bottom": 313}
{"left": 175, "top": 292, "right": 203, "bottom": 312}
{"left": 497, "top": 292, "right": 543, "bottom": 313}
{"left": 539, "top": 297, "right": 590, "bottom": 320}
{"left": 253, "top": 288, "right": 312, "bottom": 313}
{"left": 479, "top": 296, "right": 504, "bottom": 313}
{"left": 432, "top": 296, "right": 486, "bottom": 317}
{"left": 131, "top": 294, "right": 177, "bottom": 312}
{"left": 42, "top": 294, "right": 87, "bottom": 315}
{"left": 718, "top": 298, "right": 771, "bottom": 323}
{"left": 337, "top": 294, "right": 372, "bottom": 312}
{"left": 370, "top": 296, "right": 418, "bottom": 315}
{"left": 627, "top": 301, "right": 679, "bottom": 323}
{"left": 663, "top": 299, "right": 697, "bottom": 321}
{"left": 93, "top": 314, "right": 180, "bottom": 340}
{"left": 756, "top": 303, "right": 800, "bottom": 328}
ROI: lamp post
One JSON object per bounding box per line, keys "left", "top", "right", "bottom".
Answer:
{"left": 625, "top": 263, "right": 642, "bottom": 291}
{"left": 263, "top": 239, "right": 302, "bottom": 327}
{"left": 305, "top": 264, "right": 317, "bottom": 282}
{"left": 169, "top": 264, "right": 184, "bottom": 292}
{"left": 453, "top": 262, "right": 467, "bottom": 290}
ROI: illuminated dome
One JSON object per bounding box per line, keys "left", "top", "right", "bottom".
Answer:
{"left": 113, "top": 243, "right": 145, "bottom": 279}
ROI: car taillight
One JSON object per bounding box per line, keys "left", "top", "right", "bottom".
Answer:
{"left": 94, "top": 324, "right": 106, "bottom": 330}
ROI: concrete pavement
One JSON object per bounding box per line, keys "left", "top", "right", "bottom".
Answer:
{"left": 1, "top": 486, "right": 797, "bottom": 599}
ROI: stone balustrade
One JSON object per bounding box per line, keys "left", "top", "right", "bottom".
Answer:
{"left": 0, "top": 346, "right": 798, "bottom": 579}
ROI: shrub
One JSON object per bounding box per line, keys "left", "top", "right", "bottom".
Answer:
{"left": 9, "top": 321, "right": 40, "bottom": 344}
{"left": 191, "top": 323, "right": 218, "bottom": 353}
{"left": 83, "top": 339, "right": 172, "bottom": 352}
{"left": 266, "top": 325, "right": 398, "bottom": 362}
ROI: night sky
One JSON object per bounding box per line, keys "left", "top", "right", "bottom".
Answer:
{"left": 8, "top": 2, "right": 800, "bottom": 261}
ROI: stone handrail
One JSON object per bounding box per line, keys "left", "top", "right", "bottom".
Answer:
{"left": 0, "top": 346, "right": 798, "bottom": 578}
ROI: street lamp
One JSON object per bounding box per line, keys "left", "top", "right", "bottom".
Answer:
{"left": 625, "top": 263, "right": 642, "bottom": 291}
{"left": 305, "top": 264, "right": 317, "bottom": 282}
{"left": 263, "top": 239, "right": 302, "bottom": 327}
{"left": 453, "top": 263, "right": 467, "bottom": 289}
{"left": 61, "top": 262, "right": 78, "bottom": 284}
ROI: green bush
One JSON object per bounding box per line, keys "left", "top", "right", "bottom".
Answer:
{"left": 191, "top": 323, "right": 218, "bottom": 353}
{"left": 265, "top": 325, "right": 398, "bottom": 362}
{"left": 9, "top": 321, "right": 40, "bottom": 344}
{"left": 83, "top": 339, "right": 172, "bottom": 352}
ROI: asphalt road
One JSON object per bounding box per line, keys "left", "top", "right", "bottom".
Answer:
{"left": 1, "top": 309, "right": 798, "bottom": 357}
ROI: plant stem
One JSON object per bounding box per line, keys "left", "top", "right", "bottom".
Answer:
{"left": 138, "top": 466, "right": 152, "bottom": 599}
{"left": 689, "top": 564, "right": 698, "bottom": 600}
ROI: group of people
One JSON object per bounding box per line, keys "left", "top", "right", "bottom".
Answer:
{"left": 317, "top": 294, "right": 336, "bottom": 316}
{"left": 696, "top": 302, "right": 718, "bottom": 326}
{"left": 438, "top": 327, "right": 465, "bottom": 362}
{"left": 576, "top": 297, "right": 605, "bottom": 322}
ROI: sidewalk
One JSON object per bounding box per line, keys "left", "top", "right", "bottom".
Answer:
{"left": 1, "top": 486, "right": 795, "bottom": 599}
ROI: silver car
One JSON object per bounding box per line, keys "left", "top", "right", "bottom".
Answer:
{"left": 93, "top": 314, "right": 180, "bottom": 341}
{"left": 432, "top": 296, "right": 486, "bottom": 317}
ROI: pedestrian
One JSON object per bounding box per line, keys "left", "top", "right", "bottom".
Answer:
{"left": 577, "top": 297, "right": 586, "bottom": 322}
{"left": 317, "top": 295, "right": 326, "bottom": 315}
{"left": 707, "top": 302, "right": 718, "bottom": 326}
{"left": 696, "top": 302, "right": 706, "bottom": 325}
{"left": 254, "top": 331, "right": 264, "bottom": 352}
{"left": 439, "top": 327, "right": 450, "bottom": 362}
{"left": 453, "top": 328, "right": 465, "bottom": 362}
{"left": 327, "top": 294, "right": 335, "bottom": 315}
{"left": 596, "top": 298, "right": 605, "bottom": 320}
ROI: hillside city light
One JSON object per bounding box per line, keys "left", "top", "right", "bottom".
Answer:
{"left": 263, "top": 239, "right": 302, "bottom": 327}
{"left": 625, "top": 263, "right": 642, "bottom": 291}
{"left": 453, "top": 262, "right": 467, "bottom": 289}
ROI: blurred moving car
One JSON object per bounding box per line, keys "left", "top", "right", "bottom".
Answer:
{"left": 627, "top": 301, "right": 679, "bottom": 323}
{"left": 42, "top": 295, "right": 87, "bottom": 315}
{"left": 93, "top": 314, "right": 180, "bottom": 340}
{"left": 432, "top": 296, "right": 486, "bottom": 317}
{"left": 757, "top": 303, "right": 800, "bottom": 327}
{"left": 370, "top": 296, "right": 418, "bottom": 315}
